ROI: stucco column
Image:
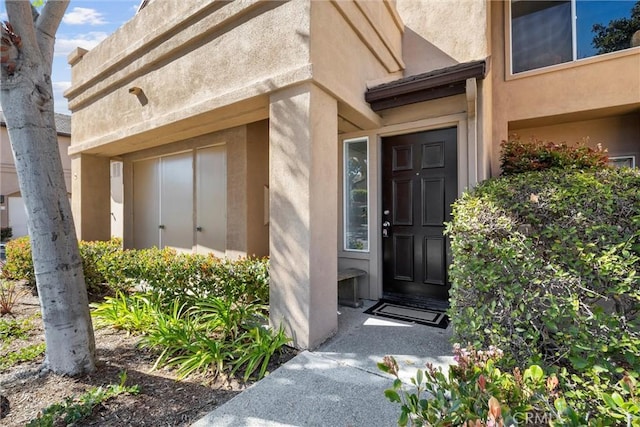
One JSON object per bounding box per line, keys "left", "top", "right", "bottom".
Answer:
{"left": 71, "top": 154, "right": 111, "bottom": 241}
{"left": 269, "top": 83, "right": 338, "bottom": 350}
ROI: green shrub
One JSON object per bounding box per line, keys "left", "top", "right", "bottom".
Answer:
{"left": 2, "top": 236, "right": 35, "bottom": 286}
{"left": 446, "top": 167, "right": 640, "bottom": 419}
{"left": 500, "top": 138, "right": 609, "bottom": 175}
{"left": 380, "top": 344, "right": 639, "bottom": 426}
{"left": 3, "top": 237, "right": 269, "bottom": 304}
{"left": 79, "top": 238, "right": 124, "bottom": 295}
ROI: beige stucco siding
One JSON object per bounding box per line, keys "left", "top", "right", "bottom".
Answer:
{"left": 67, "top": 0, "right": 312, "bottom": 155}
{"left": 311, "top": 1, "right": 402, "bottom": 131}
{"left": 511, "top": 113, "right": 640, "bottom": 162}
{"left": 396, "top": 0, "right": 489, "bottom": 76}
{"left": 498, "top": 53, "right": 640, "bottom": 123}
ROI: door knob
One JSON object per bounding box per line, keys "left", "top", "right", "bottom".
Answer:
{"left": 196, "top": 226, "right": 203, "bottom": 232}
{"left": 158, "top": 224, "right": 165, "bottom": 229}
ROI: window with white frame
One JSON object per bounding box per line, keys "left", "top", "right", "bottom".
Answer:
{"left": 343, "top": 137, "right": 369, "bottom": 252}
{"left": 511, "top": 0, "right": 639, "bottom": 74}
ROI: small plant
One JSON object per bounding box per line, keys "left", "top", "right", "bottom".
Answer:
{"left": 137, "top": 296, "right": 290, "bottom": 381}
{"left": 231, "top": 325, "right": 291, "bottom": 381}
{"left": 26, "top": 371, "right": 140, "bottom": 427}
{"left": 91, "top": 291, "right": 159, "bottom": 333}
{"left": 0, "top": 316, "right": 33, "bottom": 341}
{"left": 0, "top": 279, "right": 28, "bottom": 315}
{"left": 0, "top": 343, "right": 45, "bottom": 371}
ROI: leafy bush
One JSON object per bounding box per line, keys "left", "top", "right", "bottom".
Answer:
{"left": 380, "top": 344, "right": 639, "bottom": 426}
{"left": 446, "top": 167, "right": 640, "bottom": 420}
{"left": 500, "top": 138, "right": 609, "bottom": 175}
{"left": 2, "top": 237, "right": 270, "bottom": 304}
{"left": 79, "top": 238, "right": 124, "bottom": 295}
{"left": 2, "top": 236, "right": 35, "bottom": 286}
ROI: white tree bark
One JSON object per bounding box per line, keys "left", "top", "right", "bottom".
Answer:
{"left": 0, "top": 0, "right": 95, "bottom": 376}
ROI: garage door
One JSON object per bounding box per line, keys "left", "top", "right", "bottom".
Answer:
{"left": 8, "top": 197, "right": 28, "bottom": 238}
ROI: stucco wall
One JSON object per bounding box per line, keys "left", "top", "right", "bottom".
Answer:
{"left": 396, "top": 0, "right": 489, "bottom": 76}
{"left": 490, "top": 0, "right": 640, "bottom": 175}
{"left": 311, "top": 1, "right": 403, "bottom": 130}
{"left": 67, "top": 0, "right": 312, "bottom": 155}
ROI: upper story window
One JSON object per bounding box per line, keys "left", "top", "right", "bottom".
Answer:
{"left": 511, "top": 0, "right": 640, "bottom": 74}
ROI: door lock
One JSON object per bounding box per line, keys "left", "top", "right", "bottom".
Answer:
{"left": 158, "top": 224, "right": 165, "bottom": 230}
{"left": 382, "top": 221, "right": 391, "bottom": 238}
{"left": 196, "top": 226, "right": 203, "bottom": 232}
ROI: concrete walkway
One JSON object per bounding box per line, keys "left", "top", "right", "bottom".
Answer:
{"left": 192, "top": 301, "right": 455, "bottom": 427}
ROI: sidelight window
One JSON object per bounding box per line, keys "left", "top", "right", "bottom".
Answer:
{"left": 510, "top": 0, "right": 638, "bottom": 74}
{"left": 343, "top": 137, "right": 369, "bottom": 252}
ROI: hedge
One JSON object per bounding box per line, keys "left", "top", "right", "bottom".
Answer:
{"left": 2, "top": 237, "right": 269, "bottom": 304}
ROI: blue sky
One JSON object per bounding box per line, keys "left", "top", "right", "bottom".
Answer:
{"left": 1, "top": 1, "right": 141, "bottom": 114}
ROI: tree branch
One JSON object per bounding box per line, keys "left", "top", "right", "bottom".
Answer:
{"left": 36, "top": 0, "right": 69, "bottom": 40}
{"left": 5, "top": 0, "right": 39, "bottom": 63}
{"left": 36, "top": 0, "right": 69, "bottom": 65}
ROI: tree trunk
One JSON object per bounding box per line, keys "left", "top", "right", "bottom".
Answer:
{"left": 1, "top": 0, "right": 95, "bottom": 376}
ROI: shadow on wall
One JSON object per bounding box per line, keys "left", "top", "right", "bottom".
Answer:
{"left": 268, "top": 92, "right": 315, "bottom": 349}
{"left": 402, "top": 27, "right": 459, "bottom": 77}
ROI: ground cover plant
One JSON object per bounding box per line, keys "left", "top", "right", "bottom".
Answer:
{"left": 383, "top": 139, "right": 639, "bottom": 424}
{"left": 1, "top": 243, "right": 293, "bottom": 426}
{"left": 25, "top": 371, "right": 140, "bottom": 427}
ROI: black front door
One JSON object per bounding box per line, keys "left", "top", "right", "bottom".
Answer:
{"left": 381, "top": 127, "right": 458, "bottom": 301}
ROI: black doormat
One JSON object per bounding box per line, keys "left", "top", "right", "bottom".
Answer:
{"left": 364, "top": 299, "right": 449, "bottom": 329}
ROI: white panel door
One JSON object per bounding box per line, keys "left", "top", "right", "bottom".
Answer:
{"left": 8, "top": 197, "right": 28, "bottom": 238}
{"left": 196, "top": 145, "right": 227, "bottom": 256}
{"left": 160, "top": 152, "right": 194, "bottom": 253}
{"left": 133, "top": 158, "right": 160, "bottom": 249}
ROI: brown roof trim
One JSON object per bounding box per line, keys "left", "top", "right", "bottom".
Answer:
{"left": 365, "top": 59, "right": 487, "bottom": 111}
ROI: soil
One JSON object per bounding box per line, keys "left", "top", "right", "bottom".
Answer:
{"left": 0, "top": 287, "right": 296, "bottom": 426}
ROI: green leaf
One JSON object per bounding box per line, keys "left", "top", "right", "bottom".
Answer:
{"left": 523, "top": 364, "right": 544, "bottom": 382}
{"left": 568, "top": 356, "right": 589, "bottom": 370}
{"left": 554, "top": 397, "right": 567, "bottom": 413}
{"left": 398, "top": 409, "right": 409, "bottom": 427}
{"left": 602, "top": 393, "right": 616, "bottom": 409}
{"left": 384, "top": 389, "right": 401, "bottom": 403}
{"left": 32, "top": 0, "right": 45, "bottom": 7}
{"left": 611, "top": 392, "right": 624, "bottom": 407}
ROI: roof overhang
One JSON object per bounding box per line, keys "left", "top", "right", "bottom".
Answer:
{"left": 365, "top": 59, "right": 487, "bottom": 112}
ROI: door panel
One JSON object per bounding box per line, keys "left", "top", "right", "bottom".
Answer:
{"left": 159, "top": 152, "right": 193, "bottom": 253}
{"left": 382, "top": 127, "right": 457, "bottom": 300}
{"left": 196, "top": 145, "right": 227, "bottom": 256}
{"left": 133, "top": 158, "right": 160, "bottom": 249}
